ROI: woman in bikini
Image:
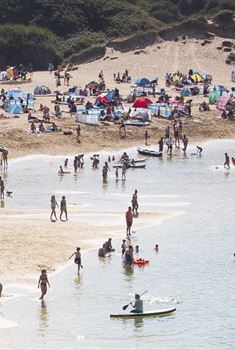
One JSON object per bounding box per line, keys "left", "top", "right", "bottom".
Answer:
{"left": 50, "top": 195, "right": 58, "bottom": 221}
{"left": 38, "top": 269, "right": 50, "bottom": 301}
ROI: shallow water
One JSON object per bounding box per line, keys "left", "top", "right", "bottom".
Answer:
{"left": 1, "top": 140, "right": 235, "bottom": 349}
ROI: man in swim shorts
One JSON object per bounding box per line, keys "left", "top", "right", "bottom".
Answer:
{"left": 126, "top": 206, "right": 133, "bottom": 236}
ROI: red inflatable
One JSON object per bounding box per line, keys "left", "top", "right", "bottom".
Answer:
{"left": 133, "top": 258, "right": 150, "bottom": 266}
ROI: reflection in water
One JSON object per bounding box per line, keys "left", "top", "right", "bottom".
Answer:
{"left": 0, "top": 200, "right": 4, "bottom": 208}
{"left": 123, "top": 264, "right": 134, "bottom": 279}
{"left": 134, "top": 318, "right": 144, "bottom": 330}
{"left": 38, "top": 301, "right": 49, "bottom": 333}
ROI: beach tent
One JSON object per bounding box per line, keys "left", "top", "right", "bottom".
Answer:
{"left": 134, "top": 77, "right": 151, "bottom": 87}
{"left": 34, "top": 85, "right": 51, "bottom": 95}
{"left": 191, "top": 73, "right": 204, "bottom": 83}
{"left": 9, "top": 103, "right": 22, "bottom": 114}
{"left": 133, "top": 97, "right": 152, "bottom": 108}
{"left": 87, "top": 81, "right": 99, "bottom": 89}
{"left": 132, "top": 110, "right": 150, "bottom": 121}
{"left": 181, "top": 88, "right": 191, "bottom": 97}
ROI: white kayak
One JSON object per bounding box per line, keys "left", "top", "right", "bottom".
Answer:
{"left": 110, "top": 307, "right": 176, "bottom": 319}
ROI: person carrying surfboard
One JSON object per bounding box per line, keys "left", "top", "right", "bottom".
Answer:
{"left": 130, "top": 294, "right": 143, "bottom": 313}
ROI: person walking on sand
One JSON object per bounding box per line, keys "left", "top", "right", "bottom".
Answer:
{"left": 145, "top": 131, "right": 150, "bottom": 146}
{"left": 69, "top": 247, "right": 83, "bottom": 275}
{"left": 50, "top": 195, "right": 59, "bottom": 221}
{"left": 60, "top": 196, "right": 68, "bottom": 221}
{"left": 126, "top": 206, "right": 133, "bottom": 237}
{"left": 224, "top": 153, "right": 230, "bottom": 169}
{"left": 38, "top": 269, "right": 50, "bottom": 301}
{"left": 76, "top": 125, "right": 81, "bottom": 143}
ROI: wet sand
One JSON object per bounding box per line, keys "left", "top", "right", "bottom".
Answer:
{"left": 0, "top": 207, "right": 180, "bottom": 284}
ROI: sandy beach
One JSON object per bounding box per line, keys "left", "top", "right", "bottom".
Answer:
{"left": 0, "top": 37, "right": 234, "bottom": 286}
{"left": 0, "top": 37, "right": 234, "bottom": 159}
{"left": 0, "top": 207, "right": 178, "bottom": 284}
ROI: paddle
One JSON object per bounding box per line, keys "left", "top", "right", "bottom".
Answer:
{"left": 122, "top": 290, "right": 147, "bottom": 311}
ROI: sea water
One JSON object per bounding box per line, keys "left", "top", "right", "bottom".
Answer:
{"left": 0, "top": 140, "right": 235, "bottom": 350}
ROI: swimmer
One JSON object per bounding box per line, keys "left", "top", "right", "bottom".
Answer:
{"left": 135, "top": 245, "right": 139, "bottom": 253}
{"left": 108, "top": 156, "right": 111, "bottom": 162}
{"left": 38, "top": 269, "right": 50, "bottom": 301}
{"left": 121, "top": 239, "right": 126, "bottom": 256}
{"left": 112, "top": 156, "right": 115, "bottom": 162}
{"left": 197, "top": 146, "right": 203, "bottom": 155}
{"left": 154, "top": 244, "right": 159, "bottom": 252}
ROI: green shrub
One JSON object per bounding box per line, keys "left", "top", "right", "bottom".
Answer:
{"left": 0, "top": 24, "right": 62, "bottom": 70}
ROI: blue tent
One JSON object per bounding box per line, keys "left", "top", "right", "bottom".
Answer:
{"left": 134, "top": 77, "right": 151, "bottom": 87}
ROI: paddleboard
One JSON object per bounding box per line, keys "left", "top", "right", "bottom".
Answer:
{"left": 110, "top": 307, "right": 176, "bottom": 319}
{"left": 58, "top": 171, "right": 71, "bottom": 176}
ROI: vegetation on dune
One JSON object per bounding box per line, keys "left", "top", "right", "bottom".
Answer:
{"left": 0, "top": 0, "right": 234, "bottom": 69}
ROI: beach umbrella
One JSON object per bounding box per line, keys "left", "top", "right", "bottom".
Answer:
{"left": 132, "top": 97, "right": 152, "bottom": 108}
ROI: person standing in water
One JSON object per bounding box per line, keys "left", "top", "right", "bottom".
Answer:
{"left": 38, "top": 269, "right": 50, "bottom": 301}
{"left": 197, "top": 146, "right": 203, "bottom": 155}
{"left": 0, "top": 177, "right": 4, "bottom": 199}
{"left": 64, "top": 158, "right": 68, "bottom": 168}
{"left": 224, "top": 153, "right": 230, "bottom": 169}
{"left": 0, "top": 282, "right": 2, "bottom": 297}
{"left": 69, "top": 247, "right": 82, "bottom": 275}
{"left": 158, "top": 137, "right": 164, "bottom": 153}
{"left": 50, "top": 195, "right": 59, "bottom": 221}
{"left": 131, "top": 189, "right": 139, "bottom": 216}
{"left": 60, "top": 196, "right": 68, "bottom": 221}
{"left": 182, "top": 135, "right": 189, "bottom": 153}
{"left": 126, "top": 206, "right": 133, "bottom": 237}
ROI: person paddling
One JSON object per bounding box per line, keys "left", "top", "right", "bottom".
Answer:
{"left": 131, "top": 294, "right": 143, "bottom": 313}
{"left": 69, "top": 247, "right": 83, "bottom": 275}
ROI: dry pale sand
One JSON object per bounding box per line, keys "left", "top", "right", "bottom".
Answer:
{"left": 0, "top": 208, "right": 179, "bottom": 284}
{"left": 0, "top": 37, "right": 234, "bottom": 285}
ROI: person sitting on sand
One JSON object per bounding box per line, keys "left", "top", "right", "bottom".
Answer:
{"left": 38, "top": 269, "right": 50, "bottom": 301}
{"left": 39, "top": 121, "right": 45, "bottom": 133}
{"left": 31, "top": 121, "right": 36, "bottom": 133}
{"left": 60, "top": 196, "right": 68, "bottom": 221}
{"left": 50, "top": 195, "right": 59, "bottom": 221}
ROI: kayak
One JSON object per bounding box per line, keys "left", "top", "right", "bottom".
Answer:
{"left": 137, "top": 148, "right": 162, "bottom": 157}
{"left": 133, "top": 258, "right": 149, "bottom": 265}
{"left": 110, "top": 307, "right": 176, "bottom": 319}
{"left": 113, "top": 164, "right": 146, "bottom": 169}
{"left": 116, "top": 158, "right": 146, "bottom": 164}
{"left": 124, "top": 121, "right": 150, "bottom": 127}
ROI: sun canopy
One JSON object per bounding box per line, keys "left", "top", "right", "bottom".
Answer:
{"left": 133, "top": 97, "right": 152, "bottom": 108}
